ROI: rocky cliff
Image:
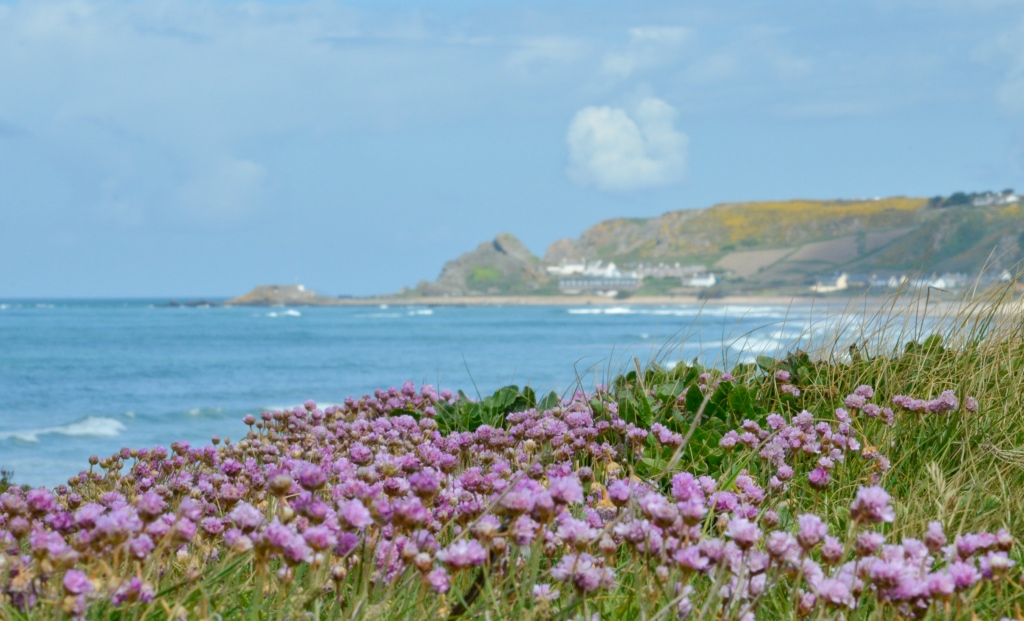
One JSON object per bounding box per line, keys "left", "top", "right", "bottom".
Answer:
{"left": 415, "top": 233, "right": 548, "bottom": 296}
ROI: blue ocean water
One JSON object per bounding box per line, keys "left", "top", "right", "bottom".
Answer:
{"left": 0, "top": 300, "right": 858, "bottom": 487}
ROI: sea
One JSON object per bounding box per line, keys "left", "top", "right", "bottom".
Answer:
{"left": 0, "top": 300, "right": 882, "bottom": 488}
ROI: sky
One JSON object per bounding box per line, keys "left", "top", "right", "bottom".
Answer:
{"left": 2, "top": 0, "right": 1024, "bottom": 298}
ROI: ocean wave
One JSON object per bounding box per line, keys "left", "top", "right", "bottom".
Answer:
{"left": 566, "top": 306, "right": 793, "bottom": 319}
{"left": 408, "top": 309, "right": 434, "bottom": 316}
{"left": 0, "top": 416, "right": 126, "bottom": 443}
{"left": 266, "top": 309, "right": 302, "bottom": 318}
{"left": 185, "top": 407, "right": 224, "bottom": 417}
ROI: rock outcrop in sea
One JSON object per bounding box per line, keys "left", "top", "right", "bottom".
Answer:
{"left": 223, "top": 284, "right": 341, "bottom": 306}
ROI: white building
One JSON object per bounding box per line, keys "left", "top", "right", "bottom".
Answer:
{"left": 548, "top": 259, "right": 638, "bottom": 279}
{"left": 683, "top": 273, "right": 717, "bottom": 288}
{"left": 546, "top": 259, "right": 587, "bottom": 276}
{"left": 810, "top": 273, "right": 849, "bottom": 293}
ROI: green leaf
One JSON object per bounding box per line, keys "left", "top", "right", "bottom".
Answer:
{"left": 538, "top": 391, "right": 561, "bottom": 411}
{"left": 620, "top": 395, "right": 654, "bottom": 428}
{"left": 684, "top": 385, "right": 706, "bottom": 417}
{"left": 727, "top": 385, "right": 756, "bottom": 420}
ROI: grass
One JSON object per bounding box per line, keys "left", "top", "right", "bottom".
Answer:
{"left": 2, "top": 284, "right": 1024, "bottom": 619}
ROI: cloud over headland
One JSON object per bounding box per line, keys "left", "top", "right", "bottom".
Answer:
{"left": 566, "top": 98, "right": 688, "bottom": 192}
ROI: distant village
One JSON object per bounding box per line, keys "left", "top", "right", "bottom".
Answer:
{"left": 807, "top": 270, "right": 1016, "bottom": 294}
{"left": 547, "top": 260, "right": 714, "bottom": 295}
{"left": 547, "top": 258, "right": 1017, "bottom": 297}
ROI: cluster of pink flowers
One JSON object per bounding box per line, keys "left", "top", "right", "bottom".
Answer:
{"left": 0, "top": 379, "right": 1012, "bottom": 619}
{"left": 892, "top": 389, "right": 974, "bottom": 415}
{"left": 719, "top": 384, "right": 897, "bottom": 490}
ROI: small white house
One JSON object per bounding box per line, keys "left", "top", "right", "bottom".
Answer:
{"left": 683, "top": 273, "right": 717, "bottom": 288}
{"left": 546, "top": 259, "right": 587, "bottom": 276}
{"left": 810, "top": 273, "right": 849, "bottom": 293}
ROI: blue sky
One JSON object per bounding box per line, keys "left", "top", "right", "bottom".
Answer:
{"left": 2, "top": 0, "right": 1023, "bottom": 297}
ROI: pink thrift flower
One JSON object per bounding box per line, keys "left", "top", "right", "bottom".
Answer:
{"left": 437, "top": 539, "right": 487, "bottom": 570}
{"left": 338, "top": 500, "right": 373, "bottom": 530}
{"left": 780, "top": 384, "right": 801, "bottom": 397}
{"left": 849, "top": 486, "right": 895, "bottom": 524}
{"left": 924, "top": 521, "right": 947, "bottom": 552}
{"left": 532, "top": 583, "right": 560, "bottom": 602}
{"left": 808, "top": 467, "right": 831, "bottom": 490}
{"left": 63, "top": 569, "right": 93, "bottom": 595}
{"left": 725, "top": 516, "right": 761, "bottom": 549}
{"left": 815, "top": 578, "right": 854, "bottom": 608}
{"left": 796, "top": 514, "right": 828, "bottom": 549}
{"left": 548, "top": 476, "right": 583, "bottom": 504}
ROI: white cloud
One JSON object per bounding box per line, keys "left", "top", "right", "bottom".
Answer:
{"left": 566, "top": 97, "right": 688, "bottom": 192}
{"left": 602, "top": 26, "right": 691, "bottom": 78}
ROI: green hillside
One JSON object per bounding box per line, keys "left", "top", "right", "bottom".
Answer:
{"left": 414, "top": 193, "right": 1024, "bottom": 297}
{"left": 546, "top": 195, "right": 1024, "bottom": 293}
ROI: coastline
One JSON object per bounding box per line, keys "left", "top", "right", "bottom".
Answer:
{"left": 304, "top": 294, "right": 975, "bottom": 316}
{"left": 335, "top": 294, "right": 830, "bottom": 307}
{"left": 222, "top": 287, "right": 1024, "bottom": 319}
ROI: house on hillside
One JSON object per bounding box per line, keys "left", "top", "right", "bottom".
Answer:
{"left": 972, "top": 191, "right": 1019, "bottom": 207}
{"left": 546, "top": 259, "right": 587, "bottom": 276}
{"left": 558, "top": 262, "right": 641, "bottom": 295}
{"left": 547, "top": 259, "right": 629, "bottom": 278}
{"left": 636, "top": 263, "right": 708, "bottom": 279}
{"left": 810, "top": 273, "right": 849, "bottom": 293}
{"left": 844, "top": 274, "right": 871, "bottom": 289}
{"left": 682, "top": 272, "right": 717, "bottom": 288}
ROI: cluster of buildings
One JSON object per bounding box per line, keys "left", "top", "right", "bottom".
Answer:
{"left": 810, "top": 271, "right": 1015, "bottom": 293}
{"left": 547, "top": 260, "right": 717, "bottom": 295}
{"left": 970, "top": 191, "right": 1019, "bottom": 207}
{"left": 547, "top": 260, "right": 1016, "bottom": 298}
{"left": 548, "top": 260, "right": 640, "bottom": 295}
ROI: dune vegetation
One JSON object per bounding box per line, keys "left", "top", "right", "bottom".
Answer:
{"left": 2, "top": 287, "right": 1024, "bottom": 620}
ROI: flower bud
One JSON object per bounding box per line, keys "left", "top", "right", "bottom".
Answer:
{"left": 268, "top": 474, "right": 293, "bottom": 496}
{"left": 414, "top": 552, "right": 433, "bottom": 572}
